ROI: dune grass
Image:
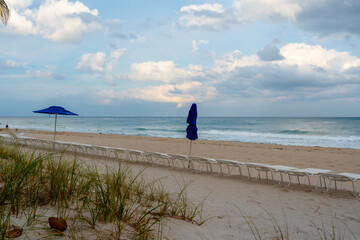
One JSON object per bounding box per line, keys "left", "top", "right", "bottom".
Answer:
{"left": 0, "top": 143, "right": 206, "bottom": 239}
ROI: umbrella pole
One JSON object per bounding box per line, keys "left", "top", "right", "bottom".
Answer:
{"left": 188, "top": 140, "right": 192, "bottom": 168}
{"left": 189, "top": 140, "right": 192, "bottom": 157}
{"left": 54, "top": 114, "right": 57, "bottom": 142}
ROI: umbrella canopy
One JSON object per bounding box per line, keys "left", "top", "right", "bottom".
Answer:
{"left": 33, "top": 106, "right": 78, "bottom": 116}
{"left": 186, "top": 103, "right": 198, "bottom": 141}
{"left": 33, "top": 106, "right": 78, "bottom": 141}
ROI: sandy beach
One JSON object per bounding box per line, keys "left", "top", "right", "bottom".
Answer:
{"left": 1, "top": 128, "right": 360, "bottom": 239}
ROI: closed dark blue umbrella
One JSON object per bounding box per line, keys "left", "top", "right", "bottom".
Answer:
{"left": 186, "top": 103, "right": 198, "bottom": 141}
{"left": 33, "top": 106, "right": 78, "bottom": 141}
{"left": 186, "top": 103, "right": 198, "bottom": 157}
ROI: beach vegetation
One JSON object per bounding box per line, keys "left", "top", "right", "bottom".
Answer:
{"left": 0, "top": 143, "right": 206, "bottom": 239}
{"left": 0, "top": 0, "right": 10, "bottom": 24}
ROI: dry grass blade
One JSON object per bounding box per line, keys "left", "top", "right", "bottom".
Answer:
{"left": 0, "top": 0, "right": 10, "bottom": 25}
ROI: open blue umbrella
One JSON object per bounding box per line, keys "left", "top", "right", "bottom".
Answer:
{"left": 186, "top": 103, "right": 198, "bottom": 156}
{"left": 33, "top": 106, "right": 78, "bottom": 141}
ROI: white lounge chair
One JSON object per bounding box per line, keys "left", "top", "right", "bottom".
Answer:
{"left": 216, "top": 159, "right": 247, "bottom": 176}
{"left": 166, "top": 154, "right": 188, "bottom": 168}
{"left": 113, "top": 147, "right": 131, "bottom": 161}
{"left": 320, "top": 172, "right": 360, "bottom": 196}
{"left": 286, "top": 168, "right": 332, "bottom": 189}
{"left": 266, "top": 165, "right": 299, "bottom": 184}
{"left": 245, "top": 163, "right": 273, "bottom": 180}
{"left": 142, "top": 152, "right": 172, "bottom": 166}
{"left": 188, "top": 156, "right": 217, "bottom": 173}
{"left": 127, "top": 149, "right": 145, "bottom": 163}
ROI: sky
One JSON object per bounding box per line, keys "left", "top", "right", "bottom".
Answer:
{"left": 1, "top": 0, "right": 360, "bottom": 117}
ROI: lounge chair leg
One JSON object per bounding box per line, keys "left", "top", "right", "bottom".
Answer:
{"left": 238, "top": 166, "right": 242, "bottom": 176}
{"left": 247, "top": 167, "right": 251, "bottom": 180}
{"left": 288, "top": 175, "right": 292, "bottom": 186}
{"left": 327, "top": 180, "right": 332, "bottom": 192}
{"left": 352, "top": 181, "right": 355, "bottom": 197}
{"left": 219, "top": 164, "right": 223, "bottom": 175}
{"left": 297, "top": 176, "right": 300, "bottom": 185}
{"left": 279, "top": 173, "right": 284, "bottom": 185}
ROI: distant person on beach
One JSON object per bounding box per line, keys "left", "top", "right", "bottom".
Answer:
{"left": 6, "top": 124, "right": 8, "bottom": 128}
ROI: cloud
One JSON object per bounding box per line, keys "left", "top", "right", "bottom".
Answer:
{"left": 129, "top": 34, "right": 147, "bottom": 43}
{"left": 231, "top": 0, "right": 301, "bottom": 22}
{"left": 191, "top": 39, "right": 209, "bottom": 52}
{"left": 257, "top": 44, "right": 284, "bottom": 61}
{"left": 2, "top": 0, "right": 103, "bottom": 43}
{"left": 296, "top": 0, "right": 360, "bottom": 36}
{"left": 76, "top": 52, "right": 106, "bottom": 73}
{"left": 79, "top": 43, "right": 360, "bottom": 107}
{"left": 76, "top": 49, "right": 126, "bottom": 84}
{"left": 179, "top": 3, "right": 226, "bottom": 30}
{"left": 129, "top": 61, "right": 204, "bottom": 83}
{"left": 126, "top": 82, "right": 217, "bottom": 107}
{"left": 279, "top": 43, "right": 360, "bottom": 73}
{"left": 179, "top": 0, "right": 301, "bottom": 30}
{"left": 94, "top": 81, "right": 217, "bottom": 107}
{"left": 0, "top": 60, "right": 27, "bottom": 69}
{"left": 7, "top": 0, "right": 33, "bottom": 9}
{"left": 178, "top": 0, "right": 360, "bottom": 36}
{"left": 25, "top": 67, "right": 65, "bottom": 79}
{"left": 213, "top": 43, "right": 360, "bottom": 104}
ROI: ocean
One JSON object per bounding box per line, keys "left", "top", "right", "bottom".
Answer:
{"left": 1, "top": 117, "right": 360, "bottom": 149}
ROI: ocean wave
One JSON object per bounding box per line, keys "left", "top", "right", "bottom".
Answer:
{"left": 134, "top": 127, "right": 184, "bottom": 133}
{"left": 279, "top": 130, "right": 309, "bottom": 134}
{"left": 200, "top": 130, "right": 360, "bottom": 149}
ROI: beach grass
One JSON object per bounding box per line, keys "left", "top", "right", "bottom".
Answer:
{"left": 0, "top": 143, "right": 206, "bottom": 239}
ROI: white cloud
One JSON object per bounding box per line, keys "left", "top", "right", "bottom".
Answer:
{"left": 214, "top": 50, "right": 260, "bottom": 73}
{"left": 191, "top": 39, "right": 209, "bottom": 52}
{"left": 210, "top": 43, "right": 360, "bottom": 105}
{"left": 129, "top": 34, "right": 147, "bottom": 43}
{"left": 232, "top": 0, "right": 301, "bottom": 22}
{"left": 129, "top": 61, "right": 204, "bottom": 83}
{"left": 179, "top": 0, "right": 360, "bottom": 37}
{"left": 85, "top": 43, "right": 360, "bottom": 107}
{"left": 76, "top": 52, "right": 106, "bottom": 73}
{"left": 179, "top": 0, "right": 301, "bottom": 29}
{"left": 95, "top": 81, "right": 217, "bottom": 107}
{"left": 6, "top": 0, "right": 33, "bottom": 10}
{"left": 5, "top": 10, "right": 37, "bottom": 35}
{"left": 25, "top": 67, "right": 65, "bottom": 79}
{"left": 181, "top": 3, "right": 224, "bottom": 14}
{"left": 127, "top": 82, "right": 216, "bottom": 107}
{"left": 179, "top": 3, "right": 226, "bottom": 30}
{"left": 0, "top": 60, "right": 27, "bottom": 68}
{"left": 215, "top": 43, "right": 360, "bottom": 76}
{"left": 76, "top": 49, "right": 126, "bottom": 84}
{"left": 279, "top": 43, "right": 360, "bottom": 72}
{"left": 3, "top": 0, "right": 102, "bottom": 43}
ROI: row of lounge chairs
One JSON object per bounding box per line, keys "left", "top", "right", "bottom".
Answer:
{"left": 1, "top": 135, "right": 360, "bottom": 196}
